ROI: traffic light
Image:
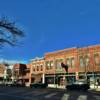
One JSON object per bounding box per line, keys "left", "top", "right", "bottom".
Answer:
{"left": 61, "top": 62, "right": 68, "bottom": 72}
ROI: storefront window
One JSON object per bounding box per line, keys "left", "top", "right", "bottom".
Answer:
{"left": 45, "top": 77, "right": 54, "bottom": 84}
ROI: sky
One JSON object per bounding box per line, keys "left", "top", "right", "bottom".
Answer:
{"left": 0, "top": 0, "right": 100, "bottom": 63}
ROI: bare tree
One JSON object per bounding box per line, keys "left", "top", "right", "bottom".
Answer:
{"left": 0, "top": 17, "right": 24, "bottom": 47}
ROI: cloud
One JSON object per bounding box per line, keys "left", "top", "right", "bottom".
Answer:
{"left": 0, "top": 59, "right": 27, "bottom": 64}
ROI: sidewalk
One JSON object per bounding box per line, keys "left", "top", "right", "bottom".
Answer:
{"left": 48, "top": 84, "right": 66, "bottom": 89}
{"left": 89, "top": 85, "right": 100, "bottom": 94}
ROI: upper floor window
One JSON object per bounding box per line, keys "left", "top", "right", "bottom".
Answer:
{"left": 79, "top": 56, "right": 84, "bottom": 67}
{"left": 33, "top": 68, "right": 35, "bottom": 72}
{"left": 55, "top": 59, "right": 63, "bottom": 69}
{"left": 94, "top": 53, "right": 100, "bottom": 66}
{"left": 79, "top": 55, "right": 90, "bottom": 67}
{"left": 50, "top": 61, "right": 53, "bottom": 67}
{"left": 46, "top": 60, "right": 53, "bottom": 70}
{"left": 46, "top": 61, "right": 50, "bottom": 70}
{"left": 84, "top": 55, "right": 90, "bottom": 67}
{"left": 40, "top": 65, "right": 43, "bottom": 71}
{"left": 71, "top": 57, "right": 75, "bottom": 68}
{"left": 37, "top": 66, "right": 39, "bottom": 71}
{"left": 66, "top": 58, "right": 71, "bottom": 67}
{"left": 66, "top": 57, "right": 75, "bottom": 68}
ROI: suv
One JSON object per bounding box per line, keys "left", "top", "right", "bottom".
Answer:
{"left": 30, "top": 83, "right": 48, "bottom": 88}
{"left": 66, "top": 80, "right": 90, "bottom": 91}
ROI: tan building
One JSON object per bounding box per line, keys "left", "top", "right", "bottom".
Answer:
{"left": 0, "top": 64, "right": 6, "bottom": 81}
{"left": 30, "top": 57, "right": 45, "bottom": 84}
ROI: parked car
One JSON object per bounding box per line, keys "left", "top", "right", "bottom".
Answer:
{"left": 5, "top": 80, "right": 25, "bottom": 87}
{"left": 30, "top": 83, "right": 48, "bottom": 88}
{"left": 66, "top": 80, "right": 90, "bottom": 91}
{"left": 6, "top": 81, "right": 14, "bottom": 86}
{"left": 12, "top": 81, "right": 25, "bottom": 87}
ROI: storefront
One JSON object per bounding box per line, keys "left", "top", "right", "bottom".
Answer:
{"left": 45, "top": 73, "right": 76, "bottom": 87}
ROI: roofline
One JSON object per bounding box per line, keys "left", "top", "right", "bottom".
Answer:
{"left": 45, "top": 47, "right": 77, "bottom": 56}
{"left": 30, "top": 57, "right": 44, "bottom": 61}
{"left": 45, "top": 44, "right": 100, "bottom": 56}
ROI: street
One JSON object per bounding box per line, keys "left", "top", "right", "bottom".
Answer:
{"left": 0, "top": 86, "right": 99, "bottom": 100}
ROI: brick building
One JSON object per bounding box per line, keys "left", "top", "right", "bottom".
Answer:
{"left": 44, "top": 45, "right": 100, "bottom": 87}
{"left": 28, "top": 45, "right": 100, "bottom": 87}
{"left": 13, "top": 63, "right": 31, "bottom": 86}
{"left": 44, "top": 47, "right": 77, "bottom": 86}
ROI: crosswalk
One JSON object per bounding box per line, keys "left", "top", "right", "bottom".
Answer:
{"left": 61, "top": 94, "right": 69, "bottom": 100}
{"left": 0, "top": 87, "right": 64, "bottom": 100}
{"left": 45, "top": 92, "right": 57, "bottom": 98}
{"left": 0, "top": 87, "right": 99, "bottom": 100}
{"left": 77, "top": 95, "right": 87, "bottom": 100}
{"left": 61, "top": 94, "right": 87, "bottom": 100}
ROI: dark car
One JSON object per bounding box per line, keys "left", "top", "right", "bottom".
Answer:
{"left": 30, "top": 83, "right": 48, "bottom": 88}
{"left": 8, "top": 80, "right": 25, "bottom": 87}
{"left": 66, "top": 80, "right": 90, "bottom": 91}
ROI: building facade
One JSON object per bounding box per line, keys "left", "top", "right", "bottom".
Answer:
{"left": 44, "top": 45, "right": 100, "bottom": 87}
{"left": 0, "top": 64, "right": 6, "bottom": 81}
{"left": 23, "top": 45, "right": 100, "bottom": 87}
{"left": 13, "top": 63, "right": 31, "bottom": 86}
{"left": 30, "top": 57, "right": 45, "bottom": 84}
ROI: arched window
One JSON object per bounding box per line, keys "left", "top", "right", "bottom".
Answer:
{"left": 79, "top": 56, "right": 84, "bottom": 67}
{"left": 55, "top": 59, "right": 63, "bottom": 69}
{"left": 94, "top": 53, "right": 100, "bottom": 66}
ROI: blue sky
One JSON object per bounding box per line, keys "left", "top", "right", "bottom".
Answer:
{"left": 0, "top": 0, "right": 100, "bottom": 63}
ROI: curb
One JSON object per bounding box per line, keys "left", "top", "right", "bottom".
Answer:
{"left": 88, "top": 89, "right": 100, "bottom": 95}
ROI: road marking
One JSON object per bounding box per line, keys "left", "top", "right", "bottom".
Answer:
{"left": 45, "top": 92, "right": 57, "bottom": 98}
{"left": 77, "top": 95, "right": 87, "bottom": 100}
{"left": 61, "top": 94, "right": 69, "bottom": 100}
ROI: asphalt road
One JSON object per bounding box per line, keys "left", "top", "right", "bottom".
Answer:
{"left": 0, "top": 86, "right": 99, "bottom": 100}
